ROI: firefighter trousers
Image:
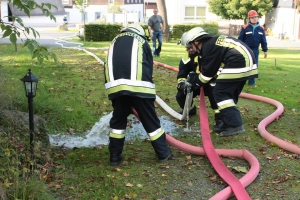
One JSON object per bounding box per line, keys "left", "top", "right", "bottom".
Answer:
{"left": 109, "top": 96, "right": 170, "bottom": 159}
{"left": 212, "top": 81, "right": 246, "bottom": 127}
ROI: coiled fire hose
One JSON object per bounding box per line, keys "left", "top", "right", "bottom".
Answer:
{"left": 152, "top": 60, "right": 300, "bottom": 199}
{"left": 152, "top": 61, "right": 256, "bottom": 199}
{"left": 55, "top": 38, "right": 298, "bottom": 199}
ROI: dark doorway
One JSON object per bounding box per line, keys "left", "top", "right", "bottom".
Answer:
{"left": 7, "top": 3, "right": 13, "bottom": 22}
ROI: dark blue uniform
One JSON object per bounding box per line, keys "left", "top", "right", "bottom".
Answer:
{"left": 195, "top": 35, "right": 257, "bottom": 129}
{"left": 238, "top": 23, "right": 268, "bottom": 85}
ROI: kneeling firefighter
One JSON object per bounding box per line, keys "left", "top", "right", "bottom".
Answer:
{"left": 181, "top": 27, "right": 258, "bottom": 137}
{"left": 176, "top": 32, "right": 221, "bottom": 129}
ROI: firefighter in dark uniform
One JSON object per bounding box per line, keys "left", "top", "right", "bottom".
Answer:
{"left": 181, "top": 27, "right": 258, "bottom": 137}
{"left": 176, "top": 32, "right": 222, "bottom": 130}
{"left": 104, "top": 23, "right": 172, "bottom": 166}
{"left": 238, "top": 10, "right": 268, "bottom": 86}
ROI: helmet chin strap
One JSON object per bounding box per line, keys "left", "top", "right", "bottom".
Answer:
{"left": 192, "top": 41, "right": 201, "bottom": 55}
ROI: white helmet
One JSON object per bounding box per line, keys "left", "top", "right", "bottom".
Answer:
{"left": 182, "top": 27, "right": 208, "bottom": 47}
{"left": 177, "top": 32, "right": 187, "bottom": 45}
{"left": 122, "top": 23, "right": 145, "bottom": 37}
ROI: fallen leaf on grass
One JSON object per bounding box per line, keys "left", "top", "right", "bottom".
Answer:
{"left": 159, "top": 165, "right": 170, "bottom": 169}
{"left": 185, "top": 155, "right": 192, "bottom": 160}
{"left": 232, "top": 166, "right": 248, "bottom": 173}
{"left": 114, "top": 168, "right": 121, "bottom": 172}
{"left": 123, "top": 172, "right": 130, "bottom": 177}
{"left": 65, "top": 107, "right": 73, "bottom": 112}
{"left": 55, "top": 185, "right": 61, "bottom": 189}
{"left": 210, "top": 175, "right": 217, "bottom": 181}
{"left": 125, "top": 183, "right": 134, "bottom": 187}
{"left": 86, "top": 177, "right": 95, "bottom": 182}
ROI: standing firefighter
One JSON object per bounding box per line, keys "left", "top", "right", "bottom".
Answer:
{"left": 181, "top": 27, "right": 258, "bottom": 136}
{"left": 104, "top": 23, "right": 172, "bottom": 166}
{"left": 238, "top": 10, "right": 268, "bottom": 86}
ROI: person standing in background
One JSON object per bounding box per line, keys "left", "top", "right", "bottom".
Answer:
{"left": 63, "top": 15, "right": 68, "bottom": 24}
{"left": 238, "top": 10, "right": 268, "bottom": 87}
{"left": 148, "top": 9, "right": 164, "bottom": 57}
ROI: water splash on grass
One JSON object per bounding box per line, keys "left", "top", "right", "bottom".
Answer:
{"left": 49, "top": 112, "right": 179, "bottom": 148}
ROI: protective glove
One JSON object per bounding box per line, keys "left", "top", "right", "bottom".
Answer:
{"left": 177, "top": 80, "right": 192, "bottom": 95}
{"left": 186, "top": 71, "right": 200, "bottom": 87}
{"left": 177, "top": 81, "right": 186, "bottom": 91}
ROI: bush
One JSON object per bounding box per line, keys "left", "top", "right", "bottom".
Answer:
{"left": 169, "top": 22, "right": 219, "bottom": 41}
{"left": 84, "top": 24, "right": 123, "bottom": 42}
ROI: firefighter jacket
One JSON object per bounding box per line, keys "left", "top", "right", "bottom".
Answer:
{"left": 238, "top": 22, "right": 268, "bottom": 52}
{"left": 104, "top": 31, "right": 155, "bottom": 100}
{"left": 196, "top": 35, "right": 258, "bottom": 86}
{"left": 177, "top": 54, "right": 201, "bottom": 84}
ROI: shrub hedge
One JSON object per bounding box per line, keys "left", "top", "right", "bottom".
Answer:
{"left": 83, "top": 22, "right": 219, "bottom": 42}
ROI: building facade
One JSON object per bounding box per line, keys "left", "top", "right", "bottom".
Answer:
{"left": 1, "top": 0, "right": 299, "bottom": 40}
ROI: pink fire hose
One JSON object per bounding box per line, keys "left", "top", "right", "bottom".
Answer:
{"left": 153, "top": 61, "right": 300, "bottom": 199}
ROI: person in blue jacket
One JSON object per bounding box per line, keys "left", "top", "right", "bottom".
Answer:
{"left": 238, "top": 10, "right": 268, "bottom": 86}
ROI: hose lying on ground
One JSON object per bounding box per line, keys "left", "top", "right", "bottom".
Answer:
{"left": 153, "top": 60, "right": 300, "bottom": 199}
{"left": 55, "top": 38, "right": 297, "bottom": 199}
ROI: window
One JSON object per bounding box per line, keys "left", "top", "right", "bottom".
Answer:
{"left": 95, "top": 12, "right": 101, "bottom": 20}
{"left": 185, "top": 6, "right": 206, "bottom": 20}
{"left": 108, "top": 0, "right": 114, "bottom": 3}
{"left": 62, "top": 0, "right": 69, "bottom": 4}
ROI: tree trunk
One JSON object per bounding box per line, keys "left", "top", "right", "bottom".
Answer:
{"left": 156, "top": 0, "right": 169, "bottom": 42}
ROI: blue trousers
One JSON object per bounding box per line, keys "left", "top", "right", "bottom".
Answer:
{"left": 152, "top": 31, "right": 163, "bottom": 56}
{"left": 249, "top": 49, "right": 259, "bottom": 85}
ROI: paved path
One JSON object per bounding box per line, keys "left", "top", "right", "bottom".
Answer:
{"left": 0, "top": 26, "right": 78, "bottom": 47}
{"left": 267, "top": 36, "right": 300, "bottom": 48}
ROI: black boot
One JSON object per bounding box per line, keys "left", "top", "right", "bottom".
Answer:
{"left": 110, "top": 154, "right": 124, "bottom": 166}
{"left": 213, "top": 113, "right": 223, "bottom": 133}
{"left": 151, "top": 133, "right": 173, "bottom": 162}
{"left": 213, "top": 120, "right": 224, "bottom": 133}
{"left": 109, "top": 137, "right": 125, "bottom": 166}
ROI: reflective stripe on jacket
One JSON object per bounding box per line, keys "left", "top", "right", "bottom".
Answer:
{"left": 199, "top": 35, "right": 258, "bottom": 84}
{"left": 105, "top": 32, "right": 155, "bottom": 100}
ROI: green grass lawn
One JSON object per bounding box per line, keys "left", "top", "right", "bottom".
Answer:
{"left": 0, "top": 42, "right": 300, "bottom": 200}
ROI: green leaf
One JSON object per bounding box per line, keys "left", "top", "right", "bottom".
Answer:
{"left": 23, "top": 7, "right": 30, "bottom": 17}
{"left": 15, "top": 17, "right": 24, "bottom": 27}
{"left": 27, "top": 1, "right": 35, "bottom": 9}
{"left": 2, "top": 29, "right": 12, "bottom": 38}
{"left": 9, "top": 33, "right": 17, "bottom": 44}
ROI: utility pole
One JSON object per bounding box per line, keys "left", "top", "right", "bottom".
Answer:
{"left": 82, "top": 0, "right": 88, "bottom": 27}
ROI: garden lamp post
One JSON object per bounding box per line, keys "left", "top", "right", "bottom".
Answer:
{"left": 20, "top": 69, "right": 39, "bottom": 168}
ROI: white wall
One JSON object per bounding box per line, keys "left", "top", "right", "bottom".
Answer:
{"left": 163, "top": 0, "right": 243, "bottom": 25}
{"left": 65, "top": 5, "right": 107, "bottom": 24}
{"left": 65, "top": 4, "right": 143, "bottom": 25}
{"left": 1, "top": 1, "right": 9, "bottom": 22}
{"left": 266, "top": 8, "right": 300, "bottom": 40}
